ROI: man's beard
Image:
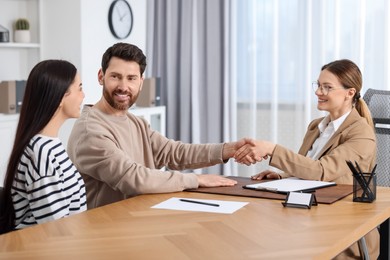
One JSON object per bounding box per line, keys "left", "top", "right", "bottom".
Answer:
{"left": 102, "top": 85, "right": 139, "bottom": 111}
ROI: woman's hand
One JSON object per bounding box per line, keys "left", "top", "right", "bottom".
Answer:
{"left": 251, "top": 170, "right": 281, "bottom": 180}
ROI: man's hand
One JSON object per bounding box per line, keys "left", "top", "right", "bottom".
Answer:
{"left": 197, "top": 174, "right": 237, "bottom": 187}
{"left": 222, "top": 138, "right": 252, "bottom": 160}
{"left": 234, "top": 139, "right": 276, "bottom": 166}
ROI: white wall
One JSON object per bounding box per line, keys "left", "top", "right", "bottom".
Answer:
{"left": 43, "top": 0, "right": 147, "bottom": 154}
{"left": 0, "top": 0, "right": 147, "bottom": 186}
{"left": 41, "top": 0, "right": 147, "bottom": 104}
{"left": 80, "top": 0, "right": 146, "bottom": 104}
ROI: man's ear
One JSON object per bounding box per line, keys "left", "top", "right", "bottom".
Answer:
{"left": 98, "top": 69, "right": 104, "bottom": 85}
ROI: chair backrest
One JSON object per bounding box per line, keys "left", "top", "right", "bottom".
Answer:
{"left": 363, "top": 88, "right": 390, "bottom": 187}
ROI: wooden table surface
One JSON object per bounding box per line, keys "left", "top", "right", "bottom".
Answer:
{"left": 1, "top": 187, "right": 390, "bottom": 259}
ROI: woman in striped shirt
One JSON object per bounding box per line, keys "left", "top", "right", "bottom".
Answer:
{"left": 0, "top": 59, "right": 87, "bottom": 234}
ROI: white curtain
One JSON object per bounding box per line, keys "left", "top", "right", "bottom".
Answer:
{"left": 234, "top": 0, "right": 390, "bottom": 177}
{"left": 146, "top": 0, "right": 390, "bottom": 177}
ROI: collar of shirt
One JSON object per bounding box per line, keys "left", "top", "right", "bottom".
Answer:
{"left": 306, "top": 110, "right": 352, "bottom": 160}
{"left": 318, "top": 110, "right": 352, "bottom": 134}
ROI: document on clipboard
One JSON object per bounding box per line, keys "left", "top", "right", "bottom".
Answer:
{"left": 243, "top": 177, "right": 336, "bottom": 194}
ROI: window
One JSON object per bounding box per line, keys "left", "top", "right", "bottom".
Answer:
{"left": 233, "top": 0, "right": 389, "bottom": 176}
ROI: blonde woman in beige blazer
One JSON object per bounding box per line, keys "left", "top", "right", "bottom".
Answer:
{"left": 234, "top": 59, "right": 378, "bottom": 259}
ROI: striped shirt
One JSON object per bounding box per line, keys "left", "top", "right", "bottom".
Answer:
{"left": 11, "top": 135, "right": 87, "bottom": 229}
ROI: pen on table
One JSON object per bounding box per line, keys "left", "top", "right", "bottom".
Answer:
{"left": 179, "top": 199, "right": 220, "bottom": 207}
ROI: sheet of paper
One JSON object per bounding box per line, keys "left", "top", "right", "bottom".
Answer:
{"left": 245, "top": 177, "right": 336, "bottom": 193}
{"left": 151, "top": 197, "right": 248, "bottom": 214}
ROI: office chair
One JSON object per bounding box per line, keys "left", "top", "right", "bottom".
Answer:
{"left": 362, "top": 88, "right": 390, "bottom": 260}
{"left": 363, "top": 88, "right": 390, "bottom": 187}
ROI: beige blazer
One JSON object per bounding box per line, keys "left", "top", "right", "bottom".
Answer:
{"left": 271, "top": 108, "right": 376, "bottom": 184}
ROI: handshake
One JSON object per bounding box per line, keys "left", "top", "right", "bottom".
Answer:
{"left": 224, "top": 138, "right": 277, "bottom": 166}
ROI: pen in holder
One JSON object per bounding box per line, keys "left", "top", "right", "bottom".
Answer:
{"left": 353, "top": 172, "right": 376, "bottom": 203}
{"left": 346, "top": 161, "right": 377, "bottom": 203}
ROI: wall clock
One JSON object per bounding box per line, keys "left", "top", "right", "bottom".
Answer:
{"left": 108, "top": 0, "right": 133, "bottom": 39}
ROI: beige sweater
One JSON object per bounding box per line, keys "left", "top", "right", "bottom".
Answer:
{"left": 67, "top": 105, "right": 225, "bottom": 209}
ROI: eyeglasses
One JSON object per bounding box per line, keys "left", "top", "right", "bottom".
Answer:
{"left": 312, "top": 81, "right": 345, "bottom": 95}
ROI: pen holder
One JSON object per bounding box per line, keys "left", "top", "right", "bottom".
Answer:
{"left": 353, "top": 173, "right": 376, "bottom": 203}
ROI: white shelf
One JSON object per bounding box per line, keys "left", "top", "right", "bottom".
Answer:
{"left": 0, "top": 42, "right": 40, "bottom": 48}
{"left": 0, "top": 0, "right": 41, "bottom": 81}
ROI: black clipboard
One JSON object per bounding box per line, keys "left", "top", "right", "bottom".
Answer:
{"left": 243, "top": 177, "right": 336, "bottom": 194}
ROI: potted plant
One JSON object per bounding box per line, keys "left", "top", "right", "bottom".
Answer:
{"left": 14, "top": 18, "right": 30, "bottom": 43}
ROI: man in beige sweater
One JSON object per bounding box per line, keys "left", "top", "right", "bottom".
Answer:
{"left": 68, "top": 42, "right": 248, "bottom": 209}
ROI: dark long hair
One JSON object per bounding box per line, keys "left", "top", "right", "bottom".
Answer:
{"left": 0, "top": 60, "right": 77, "bottom": 234}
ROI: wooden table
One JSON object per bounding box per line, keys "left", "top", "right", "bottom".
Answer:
{"left": 1, "top": 187, "right": 390, "bottom": 259}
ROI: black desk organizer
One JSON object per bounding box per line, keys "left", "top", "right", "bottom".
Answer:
{"left": 346, "top": 160, "right": 377, "bottom": 203}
